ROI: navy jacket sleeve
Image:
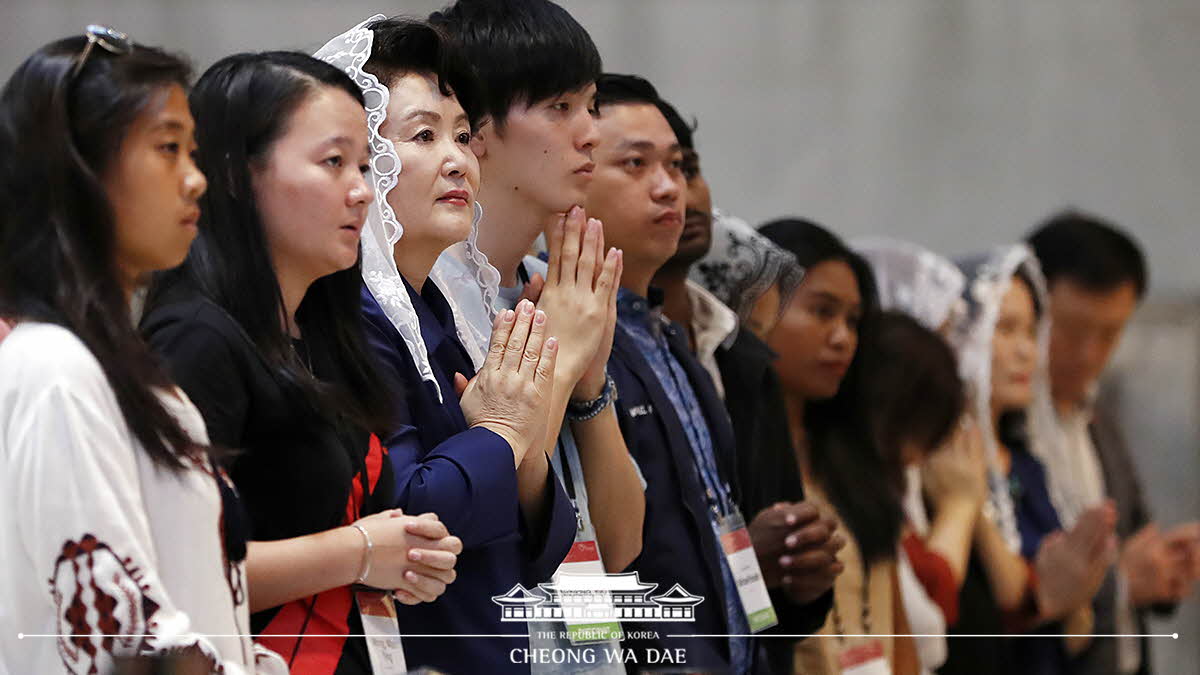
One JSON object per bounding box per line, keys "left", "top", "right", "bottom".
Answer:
{"left": 519, "top": 458, "right": 577, "bottom": 585}
{"left": 362, "top": 310, "right": 521, "bottom": 549}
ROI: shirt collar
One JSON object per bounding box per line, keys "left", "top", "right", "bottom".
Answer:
{"left": 1059, "top": 383, "right": 1101, "bottom": 424}
{"left": 1079, "top": 383, "right": 1100, "bottom": 418}
{"left": 617, "top": 287, "right": 668, "bottom": 336}
{"left": 685, "top": 280, "right": 739, "bottom": 352}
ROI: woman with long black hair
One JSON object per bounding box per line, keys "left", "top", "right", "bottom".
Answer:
{"left": 142, "top": 51, "right": 464, "bottom": 673}
{"left": 0, "top": 27, "right": 285, "bottom": 674}
{"left": 143, "top": 47, "right": 555, "bottom": 673}
{"left": 759, "top": 218, "right": 919, "bottom": 674}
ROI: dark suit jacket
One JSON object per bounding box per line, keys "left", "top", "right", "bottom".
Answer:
{"left": 610, "top": 314, "right": 768, "bottom": 673}
{"left": 1071, "top": 402, "right": 1174, "bottom": 675}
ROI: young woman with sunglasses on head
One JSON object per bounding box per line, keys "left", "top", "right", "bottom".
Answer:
{"left": 0, "top": 27, "right": 286, "bottom": 674}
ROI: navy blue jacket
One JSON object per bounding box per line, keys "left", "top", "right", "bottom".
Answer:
{"left": 608, "top": 307, "right": 760, "bottom": 673}
{"left": 362, "top": 280, "right": 576, "bottom": 674}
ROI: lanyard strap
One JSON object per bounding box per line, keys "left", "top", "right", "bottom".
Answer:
{"left": 831, "top": 564, "right": 873, "bottom": 641}
{"left": 550, "top": 425, "right": 593, "bottom": 539}
{"left": 651, "top": 328, "right": 733, "bottom": 518}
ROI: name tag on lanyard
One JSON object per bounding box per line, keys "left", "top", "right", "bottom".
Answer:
{"left": 554, "top": 537, "right": 623, "bottom": 645}
{"left": 551, "top": 436, "right": 623, "bottom": 646}
{"left": 355, "top": 588, "right": 408, "bottom": 674}
{"left": 838, "top": 639, "right": 890, "bottom": 675}
{"left": 717, "top": 509, "right": 778, "bottom": 633}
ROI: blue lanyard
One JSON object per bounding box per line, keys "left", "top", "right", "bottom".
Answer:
{"left": 550, "top": 428, "right": 591, "bottom": 539}
{"left": 647, "top": 322, "right": 734, "bottom": 520}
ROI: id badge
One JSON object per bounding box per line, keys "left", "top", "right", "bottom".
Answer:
{"left": 717, "top": 509, "right": 778, "bottom": 633}
{"left": 838, "top": 639, "right": 891, "bottom": 675}
{"left": 355, "top": 588, "right": 408, "bottom": 674}
{"left": 553, "top": 538, "right": 623, "bottom": 645}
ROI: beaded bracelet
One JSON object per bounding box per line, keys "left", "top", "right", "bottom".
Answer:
{"left": 566, "top": 373, "right": 616, "bottom": 423}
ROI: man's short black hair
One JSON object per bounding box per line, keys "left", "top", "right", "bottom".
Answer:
{"left": 365, "top": 17, "right": 484, "bottom": 131}
{"left": 657, "top": 98, "right": 695, "bottom": 152}
{"left": 1026, "top": 209, "right": 1148, "bottom": 299}
{"left": 595, "top": 72, "right": 693, "bottom": 148}
{"left": 429, "top": 0, "right": 601, "bottom": 128}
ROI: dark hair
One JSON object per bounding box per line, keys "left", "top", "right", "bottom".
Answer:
{"left": 365, "top": 17, "right": 484, "bottom": 132}
{"left": 759, "top": 217, "right": 901, "bottom": 563}
{"left": 863, "top": 312, "right": 965, "bottom": 484}
{"left": 0, "top": 35, "right": 199, "bottom": 469}
{"left": 429, "top": 0, "right": 601, "bottom": 128}
{"left": 1026, "top": 209, "right": 1148, "bottom": 299}
{"left": 148, "top": 51, "right": 394, "bottom": 434}
{"left": 656, "top": 97, "right": 695, "bottom": 152}
{"left": 593, "top": 72, "right": 695, "bottom": 147}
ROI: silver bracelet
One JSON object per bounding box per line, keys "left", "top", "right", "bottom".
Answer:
{"left": 351, "top": 523, "right": 373, "bottom": 585}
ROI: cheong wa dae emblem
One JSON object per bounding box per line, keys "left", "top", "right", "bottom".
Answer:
{"left": 492, "top": 572, "right": 704, "bottom": 623}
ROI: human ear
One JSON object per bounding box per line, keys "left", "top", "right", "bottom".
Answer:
{"left": 469, "top": 123, "right": 489, "bottom": 160}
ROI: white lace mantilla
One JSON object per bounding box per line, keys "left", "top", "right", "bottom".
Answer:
{"left": 315, "top": 15, "right": 447, "bottom": 399}
{"left": 852, "top": 236, "right": 966, "bottom": 333}
{"left": 953, "top": 243, "right": 1054, "bottom": 553}
{"left": 429, "top": 202, "right": 504, "bottom": 370}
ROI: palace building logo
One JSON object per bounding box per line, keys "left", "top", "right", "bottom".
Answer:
{"left": 492, "top": 572, "right": 704, "bottom": 638}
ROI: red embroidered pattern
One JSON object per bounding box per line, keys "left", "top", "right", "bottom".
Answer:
{"left": 48, "top": 534, "right": 221, "bottom": 674}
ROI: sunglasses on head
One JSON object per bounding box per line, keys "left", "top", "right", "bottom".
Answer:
{"left": 70, "top": 24, "right": 132, "bottom": 78}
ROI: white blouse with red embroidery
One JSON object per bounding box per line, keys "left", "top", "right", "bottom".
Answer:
{"left": 0, "top": 322, "right": 286, "bottom": 674}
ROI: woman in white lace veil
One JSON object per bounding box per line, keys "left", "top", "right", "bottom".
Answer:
{"left": 314, "top": 17, "right": 582, "bottom": 675}
{"left": 953, "top": 244, "right": 1055, "bottom": 553}
{"left": 853, "top": 237, "right": 974, "bottom": 674}
{"left": 855, "top": 236, "right": 968, "bottom": 525}
{"left": 689, "top": 209, "right": 805, "bottom": 338}
{"left": 315, "top": 14, "right": 499, "bottom": 396}
{"left": 854, "top": 236, "right": 966, "bottom": 336}
{"left": 950, "top": 243, "right": 1115, "bottom": 674}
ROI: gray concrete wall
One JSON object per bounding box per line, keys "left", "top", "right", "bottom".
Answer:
{"left": 2, "top": 0, "right": 1196, "bottom": 669}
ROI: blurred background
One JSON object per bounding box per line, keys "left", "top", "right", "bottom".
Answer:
{"left": 2, "top": 0, "right": 1196, "bottom": 670}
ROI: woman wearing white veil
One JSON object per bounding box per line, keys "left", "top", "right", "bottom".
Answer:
{"left": 316, "top": 17, "right": 577, "bottom": 674}
{"left": 854, "top": 236, "right": 967, "bottom": 337}
{"left": 941, "top": 244, "right": 1116, "bottom": 675}
{"left": 855, "top": 237, "right": 980, "bottom": 675}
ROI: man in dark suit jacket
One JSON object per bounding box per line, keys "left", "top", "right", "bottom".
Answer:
{"left": 1028, "top": 211, "right": 1199, "bottom": 675}
{"left": 647, "top": 95, "right": 841, "bottom": 674}
{"left": 585, "top": 72, "right": 839, "bottom": 673}
{"left": 585, "top": 72, "right": 751, "bottom": 673}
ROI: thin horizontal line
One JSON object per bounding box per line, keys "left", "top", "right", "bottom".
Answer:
{"left": 15, "top": 629, "right": 530, "bottom": 634}
{"left": 674, "top": 633, "right": 1180, "bottom": 639}
{"left": 18, "top": 632, "right": 1182, "bottom": 640}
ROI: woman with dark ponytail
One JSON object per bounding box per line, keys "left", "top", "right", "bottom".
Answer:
{"left": 0, "top": 27, "right": 285, "bottom": 674}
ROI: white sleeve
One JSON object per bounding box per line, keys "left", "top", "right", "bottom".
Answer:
{"left": 7, "top": 377, "right": 248, "bottom": 674}
{"left": 253, "top": 643, "right": 291, "bottom": 675}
